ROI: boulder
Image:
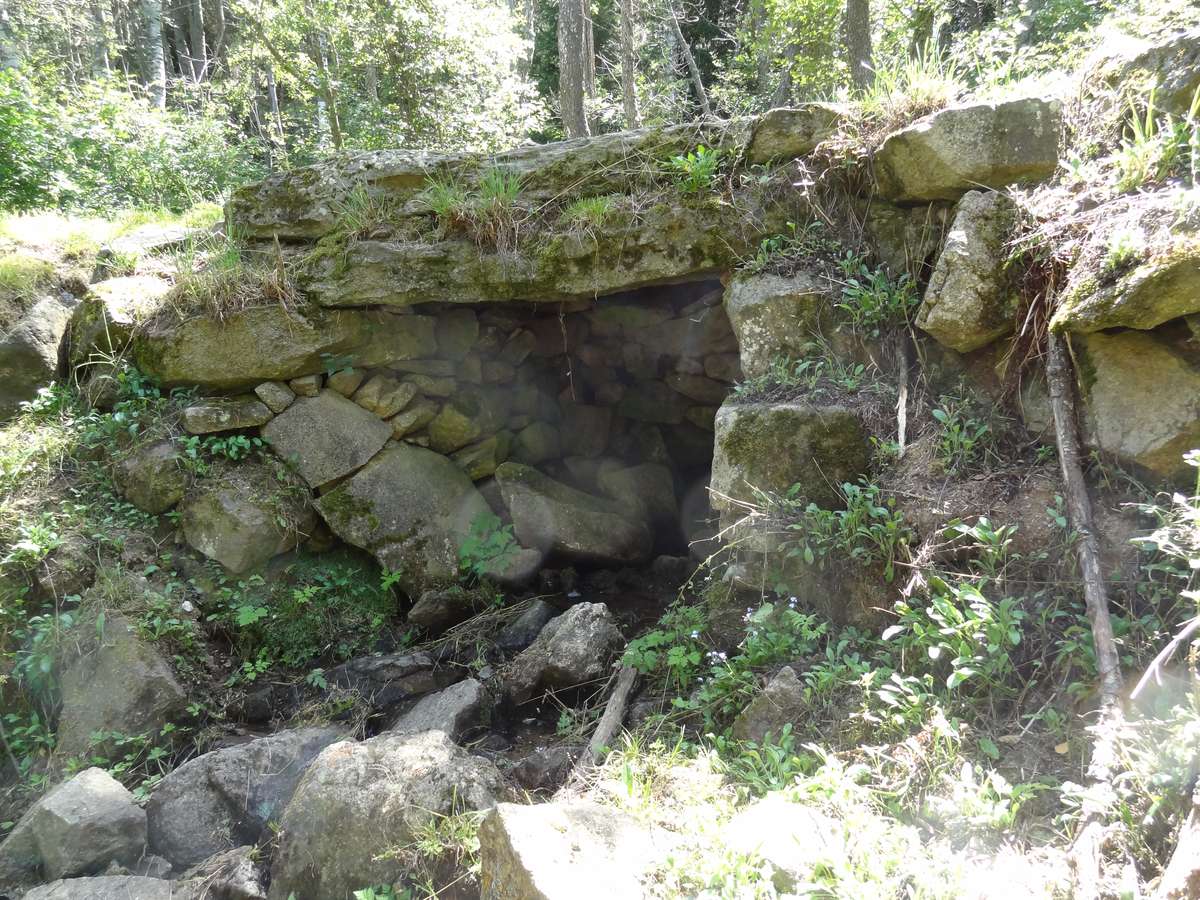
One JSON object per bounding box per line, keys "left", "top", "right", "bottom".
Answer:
{"left": 0, "top": 292, "right": 78, "bottom": 419}
{"left": 1077, "top": 330, "right": 1200, "bottom": 481}
{"left": 33, "top": 532, "right": 95, "bottom": 599}
{"left": 56, "top": 609, "right": 187, "bottom": 759}
{"left": 452, "top": 432, "right": 512, "bottom": 480}
{"left": 352, "top": 373, "right": 417, "bottom": 418}
{"left": 253, "top": 381, "right": 295, "bottom": 413}
{"left": 267, "top": 731, "right": 507, "bottom": 900}
{"left": 916, "top": 191, "right": 1017, "bottom": 352}
{"left": 315, "top": 444, "right": 493, "bottom": 595}
{"left": 479, "top": 801, "right": 665, "bottom": 899}
{"left": 287, "top": 373, "right": 322, "bottom": 396}
{"left": 596, "top": 462, "right": 679, "bottom": 532}
{"left": 495, "top": 463, "right": 652, "bottom": 566}
{"left": 1051, "top": 192, "right": 1200, "bottom": 333}
{"left": 180, "top": 464, "right": 314, "bottom": 573}
{"left": 436, "top": 308, "right": 480, "bottom": 359}
{"left": 325, "top": 650, "right": 460, "bottom": 712}
{"left": 428, "top": 399, "right": 491, "bottom": 453}
{"left": 731, "top": 666, "right": 807, "bottom": 743}
{"left": 146, "top": 726, "right": 343, "bottom": 869}
{"left": 666, "top": 373, "right": 729, "bottom": 404}
{"left": 745, "top": 103, "right": 845, "bottom": 163}
{"left": 103, "top": 222, "right": 194, "bottom": 261}
{"left": 180, "top": 846, "right": 266, "bottom": 900}
{"left": 261, "top": 390, "right": 391, "bottom": 489}
{"left": 724, "top": 271, "right": 827, "bottom": 378}
{"left": 560, "top": 404, "right": 611, "bottom": 457}
{"left": 326, "top": 367, "right": 364, "bottom": 396}
{"left": 68, "top": 276, "right": 171, "bottom": 371}
{"left": 1093, "top": 27, "right": 1200, "bottom": 117}
{"left": 407, "top": 587, "right": 479, "bottom": 633}
{"left": 512, "top": 421, "right": 561, "bottom": 463}
{"left": 113, "top": 440, "right": 185, "bottom": 514}
{"left": 228, "top": 120, "right": 754, "bottom": 241}
{"left": 874, "top": 97, "right": 1061, "bottom": 203}
{"left": 131, "top": 304, "right": 436, "bottom": 390}
{"left": 619, "top": 380, "right": 691, "bottom": 425}
{"left": 721, "top": 793, "right": 842, "bottom": 892}
{"left": 390, "top": 398, "right": 440, "bottom": 437}
{"left": 496, "top": 599, "right": 559, "bottom": 654}
{"left": 22, "top": 876, "right": 200, "bottom": 900}
{"left": 389, "top": 678, "right": 484, "bottom": 740}
{"left": 0, "top": 768, "right": 145, "bottom": 881}
{"left": 503, "top": 602, "right": 624, "bottom": 704}
{"left": 710, "top": 401, "right": 871, "bottom": 512}
{"left": 181, "top": 396, "right": 272, "bottom": 435}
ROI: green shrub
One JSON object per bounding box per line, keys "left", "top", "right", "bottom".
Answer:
{"left": 667, "top": 145, "right": 722, "bottom": 194}
{"left": 836, "top": 253, "right": 919, "bottom": 338}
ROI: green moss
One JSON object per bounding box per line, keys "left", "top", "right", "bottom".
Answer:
{"left": 317, "top": 486, "right": 379, "bottom": 533}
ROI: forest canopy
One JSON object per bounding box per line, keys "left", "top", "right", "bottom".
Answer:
{"left": 0, "top": 0, "right": 1193, "bottom": 213}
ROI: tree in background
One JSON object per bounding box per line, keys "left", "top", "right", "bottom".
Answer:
{"left": 844, "top": 0, "right": 872, "bottom": 89}
{"left": 558, "top": 0, "right": 591, "bottom": 136}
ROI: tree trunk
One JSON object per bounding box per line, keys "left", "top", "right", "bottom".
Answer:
{"left": 619, "top": 0, "right": 640, "bottom": 127}
{"left": 1047, "top": 332, "right": 1125, "bottom": 899}
{"left": 89, "top": 1, "right": 111, "bottom": 75}
{"left": 751, "top": 0, "right": 770, "bottom": 95}
{"left": 187, "top": 0, "right": 207, "bottom": 82}
{"left": 668, "top": 0, "right": 711, "bottom": 117}
{"left": 584, "top": 7, "right": 596, "bottom": 99}
{"left": 770, "top": 43, "right": 797, "bottom": 107}
{"left": 558, "top": 0, "right": 590, "bottom": 138}
{"left": 138, "top": 0, "right": 167, "bottom": 108}
{"left": 845, "top": 0, "right": 873, "bottom": 90}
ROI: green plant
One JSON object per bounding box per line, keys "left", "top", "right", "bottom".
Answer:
{"left": 836, "top": 253, "right": 919, "bottom": 337}
{"left": 713, "top": 725, "right": 815, "bottom": 797}
{"left": 321, "top": 352, "right": 356, "bottom": 377}
{"left": 667, "top": 144, "right": 722, "bottom": 193}
{"left": 561, "top": 194, "right": 615, "bottom": 230}
{"left": 779, "top": 479, "right": 911, "bottom": 583}
{"left": 1101, "top": 227, "right": 1147, "bottom": 275}
{"left": 458, "top": 511, "right": 518, "bottom": 583}
{"left": 422, "top": 175, "right": 471, "bottom": 228}
{"left": 333, "top": 183, "right": 398, "bottom": 238}
{"left": 1110, "top": 87, "right": 1200, "bottom": 193}
{"left": 931, "top": 392, "right": 994, "bottom": 475}
{"left": 854, "top": 42, "right": 964, "bottom": 147}
{"left": 623, "top": 603, "right": 707, "bottom": 691}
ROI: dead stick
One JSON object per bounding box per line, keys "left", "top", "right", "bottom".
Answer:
{"left": 1048, "top": 332, "right": 1124, "bottom": 898}
{"left": 575, "top": 665, "right": 638, "bottom": 775}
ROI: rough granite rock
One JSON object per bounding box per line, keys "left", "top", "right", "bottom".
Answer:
{"left": 732, "top": 666, "right": 807, "bottom": 743}
{"left": 56, "top": 606, "right": 186, "bottom": 759}
{"left": 261, "top": 390, "right": 392, "bottom": 489}
{"left": 1051, "top": 191, "right": 1200, "bottom": 333}
{"left": 227, "top": 121, "right": 755, "bottom": 241}
{"left": 495, "top": 463, "right": 652, "bottom": 566}
{"left": 0, "top": 768, "right": 146, "bottom": 881}
{"left": 68, "top": 276, "right": 172, "bottom": 370}
{"left": 22, "top": 876, "right": 201, "bottom": 900}
{"left": 479, "top": 801, "right": 665, "bottom": 900}
{"left": 874, "top": 97, "right": 1061, "bottom": 203}
{"left": 181, "top": 396, "right": 272, "bottom": 434}
{"left": 253, "top": 381, "right": 295, "bottom": 413}
{"left": 131, "top": 304, "right": 436, "bottom": 390}
{"left": 389, "top": 678, "right": 484, "bottom": 740}
{"left": 496, "top": 600, "right": 559, "bottom": 654}
{"left": 724, "top": 271, "right": 828, "bottom": 378}
{"left": 114, "top": 440, "right": 186, "bottom": 514}
{"left": 325, "top": 650, "right": 460, "bottom": 713}
{"left": 267, "top": 731, "right": 507, "bottom": 900}
{"left": 180, "top": 846, "right": 267, "bottom": 900}
{"left": 180, "top": 464, "right": 314, "bottom": 573}
{"left": 452, "top": 432, "right": 512, "bottom": 480}
{"left": 745, "top": 103, "right": 846, "bottom": 163}
{"left": 596, "top": 462, "right": 679, "bottom": 532}
{"left": 352, "top": 373, "right": 418, "bottom": 418}
{"left": 503, "top": 602, "right": 624, "bottom": 704}
{"left": 0, "top": 292, "right": 78, "bottom": 419}
{"left": 916, "top": 191, "right": 1017, "bottom": 352}
{"left": 710, "top": 401, "right": 871, "bottom": 513}
{"left": 1094, "top": 26, "right": 1200, "bottom": 117}
{"left": 315, "top": 443, "right": 492, "bottom": 595}
{"left": 1077, "top": 330, "right": 1200, "bottom": 481}
{"left": 146, "top": 727, "right": 344, "bottom": 869}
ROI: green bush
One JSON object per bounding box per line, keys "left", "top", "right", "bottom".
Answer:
{"left": 0, "top": 68, "right": 260, "bottom": 213}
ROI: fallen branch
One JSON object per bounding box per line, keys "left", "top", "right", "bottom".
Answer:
{"left": 573, "top": 664, "right": 638, "bottom": 777}
{"left": 1047, "top": 332, "right": 1125, "bottom": 898}
{"left": 1157, "top": 786, "right": 1200, "bottom": 900}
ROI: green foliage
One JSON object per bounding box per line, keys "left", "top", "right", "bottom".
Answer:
{"left": 421, "top": 169, "right": 524, "bottom": 251}
{"left": 561, "top": 195, "right": 616, "bottom": 230}
{"left": 624, "top": 604, "right": 707, "bottom": 691}
{"left": 667, "top": 145, "right": 722, "bottom": 194}
{"left": 713, "top": 725, "right": 815, "bottom": 797}
{"left": 779, "top": 479, "right": 911, "bottom": 583}
{"left": 853, "top": 43, "right": 963, "bottom": 144}
{"left": 0, "top": 69, "right": 258, "bottom": 213}
{"left": 333, "top": 184, "right": 398, "bottom": 239}
{"left": 885, "top": 578, "right": 1026, "bottom": 695}
{"left": 205, "top": 554, "right": 396, "bottom": 670}
{"left": 931, "top": 392, "right": 995, "bottom": 475}
{"left": 743, "top": 220, "right": 839, "bottom": 274}
{"left": 0, "top": 252, "right": 54, "bottom": 297}
{"left": 179, "top": 434, "right": 265, "bottom": 477}
{"left": 835, "top": 254, "right": 919, "bottom": 338}
{"left": 1111, "top": 87, "right": 1200, "bottom": 193}
{"left": 1101, "top": 227, "right": 1147, "bottom": 276}
{"left": 458, "top": 511, "right": 518, "bottom": 583}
